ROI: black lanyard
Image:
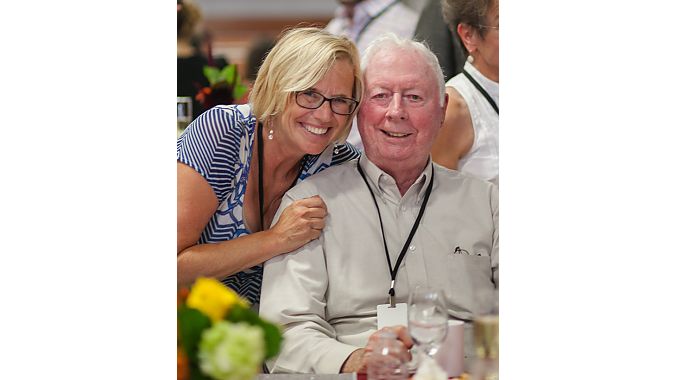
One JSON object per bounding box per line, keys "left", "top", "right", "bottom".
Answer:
{"left": 354, "top": 0, "right": 400, "bottom": 44}
{"left": 256, "top": 122, "right": 303, "bottom": 231}
{"left": 462, "top": 68, "right": 499, "bottom": 115}
{"left": 357, "top": 161, "right": 434, "bottom": 307}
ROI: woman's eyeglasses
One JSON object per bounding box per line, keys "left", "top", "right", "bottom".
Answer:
{"left": 474, "top": 24, "right": 499, "bottom": 32}
{"left": 295, "top": 90, "right": 358, "bottom": 116}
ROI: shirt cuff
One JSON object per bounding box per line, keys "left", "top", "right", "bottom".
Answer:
{"left": 316, "top": 343, "right": 362, "bottom": 374}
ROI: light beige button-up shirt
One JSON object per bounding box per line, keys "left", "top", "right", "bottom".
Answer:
{"left": 260, "top": 155, "right": 498, "bottom": 374}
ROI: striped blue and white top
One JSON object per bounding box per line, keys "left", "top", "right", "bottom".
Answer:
{"left": 177, "top": 104, "right": 360, "bottom": 304}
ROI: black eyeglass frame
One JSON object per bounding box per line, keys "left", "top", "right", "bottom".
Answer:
{"left": 295, "top": 90, "right": 359, "bottom": 116}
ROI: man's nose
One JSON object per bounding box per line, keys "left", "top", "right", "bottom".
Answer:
{"left": 385, "top": 94, "right": 407, "bottom": 120}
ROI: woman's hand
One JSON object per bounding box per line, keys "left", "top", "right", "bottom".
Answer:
{"left": 268, "top": 195, "right": 328, "bottom": 253}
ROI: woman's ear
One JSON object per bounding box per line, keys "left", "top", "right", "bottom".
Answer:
{"left": 457, "top": 23, "right": 478, "bottom": 54}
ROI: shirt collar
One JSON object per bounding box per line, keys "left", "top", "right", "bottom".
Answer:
{"left": 358, "top": 154, "right": 433, "bottom": 203}
{"left": 359, "top": 0, "right": 399, "bottom": 18}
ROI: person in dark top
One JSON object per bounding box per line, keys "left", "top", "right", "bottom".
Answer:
{"left": 177, "top": 0, "right": 228, "bottom": 119}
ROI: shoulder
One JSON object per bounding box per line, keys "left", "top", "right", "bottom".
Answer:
{"left": 445, "top": 83, "right": 470, "bottom": 115}
{"left": 185, "top": 105, "right": 256, "bottom": 141}
{"left": 331, "top": 143, "right": 361, "bottom": 165}
{"left": 433, "top": 163, "right": 496, "bottom": 197}
{"left": 177, "top": 104, "right": 255, "bottom": 178}
{"left": 301, "top": 143, "right": 360, "bottom": 180}
{"left": 290, "top": 160, "right": 359, "bottom": 199}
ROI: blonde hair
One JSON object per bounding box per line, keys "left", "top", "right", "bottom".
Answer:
{"left": 250, "top": 27, "right": 362, "bottom": 141}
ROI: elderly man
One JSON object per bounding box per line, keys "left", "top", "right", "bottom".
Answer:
{"left": 259, "top": 34, "right": 498, "bottom": 374}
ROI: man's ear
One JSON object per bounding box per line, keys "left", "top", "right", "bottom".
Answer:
{"left": 457, "top": 23, "right": 478, "bottom": 54}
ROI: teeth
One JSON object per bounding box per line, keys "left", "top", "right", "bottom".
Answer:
{"left": 385, "top": 131, "right": 409, "bottom": 137}
{"left": 304, "top": 125, "right": 328, "bottom": 135}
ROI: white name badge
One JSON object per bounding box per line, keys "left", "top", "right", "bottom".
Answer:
{"left": 377, "top": 303, "right": 408, "bottom": 330}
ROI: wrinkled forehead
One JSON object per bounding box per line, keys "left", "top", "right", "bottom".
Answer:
{"left": 365, "top": 49, "right": 435, "bottom": 85}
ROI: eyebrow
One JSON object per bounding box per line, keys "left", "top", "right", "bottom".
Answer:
{"left": 309, "top": 87, "right": 352, "bottom": 98}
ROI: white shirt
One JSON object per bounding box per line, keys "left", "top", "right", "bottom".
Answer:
{"left": 446, "top": 60, "right": 499, "bottom": 184}
{"left": 260, "top": 155, "right": 498, "bottom": 373}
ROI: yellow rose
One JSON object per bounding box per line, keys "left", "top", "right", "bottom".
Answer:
{"left": 186, "top": 277, "right": 247, "bottom": 323}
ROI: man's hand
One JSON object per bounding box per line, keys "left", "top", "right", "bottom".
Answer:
{"left": 340, "top": 326, "right": 414, "bottom": 373}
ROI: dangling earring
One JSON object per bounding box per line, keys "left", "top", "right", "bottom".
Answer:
{"left": 267, "top": 121, "right": 274, "bottom": 140}
{"left": 467, "top": 54, "right": 475, "bottom": 64}
{"left": 333, "top": 141, "right": 340, "bottom": 155}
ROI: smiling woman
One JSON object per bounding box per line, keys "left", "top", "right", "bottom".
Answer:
{"left": 177, "top": 27, "right": 363, "bottom": 304}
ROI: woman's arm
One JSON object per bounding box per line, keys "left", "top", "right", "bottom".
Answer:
{"left": 431, "top": 87, "right": 474, "bottom": 170}
{"left": 177, "top": 162, "right": 327, "bottom": 286}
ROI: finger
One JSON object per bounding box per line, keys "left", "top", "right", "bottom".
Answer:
{"left": 391, "top": 325, "right": 414, "bottom": 348}
{"left": 306, "top": 228, "right": 321, "bottom": 242}
{"left": 303, "top": 207, "right": 328, "bottom": 219}
{"left": 294, "top": 195, "right": 326, "bottom": 208}
{"left": 309, "top": 219, "right": 325, "bottom": 230}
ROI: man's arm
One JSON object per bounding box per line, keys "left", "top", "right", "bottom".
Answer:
{"left": 259, "top": 192, "right": 360, "bottom": 374}
{"left": 490, "top": 183, "right": 499, "bottom": 289}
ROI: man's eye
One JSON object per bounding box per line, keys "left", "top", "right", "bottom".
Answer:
{"left": 407, "top": 94, "right": 422, "bottom": 101}
{"left": 373, "top": 93, "right": 389, "bottom": 99}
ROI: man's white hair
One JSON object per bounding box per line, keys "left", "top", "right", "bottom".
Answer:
{"left": 361, "top": 33, "right": 446, "bottom": 106}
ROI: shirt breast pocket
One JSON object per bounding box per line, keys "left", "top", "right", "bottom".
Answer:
{"left": 446, "top": 254, "right": 494, "bottom": 303}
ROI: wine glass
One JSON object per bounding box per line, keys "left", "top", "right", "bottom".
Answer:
{"left": 408, "top": 286, "right": 449, "bottom": 360}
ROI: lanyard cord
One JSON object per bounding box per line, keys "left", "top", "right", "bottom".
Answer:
{"left": 462, "top": 68, "right": 499, "bottom": 115}
{"left": 354, "top": 0, "right": 400, "bottom": 44}
{"left": 257, "top": 122, "right": 266, "bottom": 231}
{"left": 356, "top": 161, "right": 435, "bottom": 305}
{"left": 256, "top": 121, "right": 303, "bottom": 232}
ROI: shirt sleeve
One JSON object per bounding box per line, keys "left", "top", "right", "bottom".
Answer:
{"left": 489, "top": 183, "right": 499, "bottom": 289}
{"left": 176, "top": 105, "right": 245, "bottom": 203}
{"left": 260, "top": 190, "right": 360, "bottom": 374}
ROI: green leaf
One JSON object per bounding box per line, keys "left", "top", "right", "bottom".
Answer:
{"left": 203, "top": 66, "right": 220, "bottom": 86}
{"left": 189, "top": 362, "right": 210, "bottom": 380}
{"left": 218, "top": 65, "right": 237, "bottom": 86}
{"left": 259, "top": 319, "right": 283, "bottom": 359}
{"left": 227, "top": 303, "right": 258, "bottom": 324}
{"left": 233, "top": 84, "right": 248, "bottom": 100}
{"left": 177, "top": 306, "right": 211, "bottom": 363}
{"left": 226, "top": 304, "right": 282, "bottom": 359}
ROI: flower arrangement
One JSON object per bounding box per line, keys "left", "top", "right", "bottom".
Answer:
{"left": 195, "top": 64, "right": 249, "bottom": 110}
{"left": 177, "top": 277, "right": 282, "bottom": 380}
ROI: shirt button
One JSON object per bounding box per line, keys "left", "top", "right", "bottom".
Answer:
{"left": 401, "top": 206, "right": 407, "bottom": 212}
{"left": 409, "top": 245, "right": 416, "bottom": 251}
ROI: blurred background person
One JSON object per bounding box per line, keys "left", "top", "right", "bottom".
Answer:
{"left": 178, "top": 0, "right": 229, "bottom": 120}
{"left": 325, "top": 0, "right": 422, "bottom": 151}
{"left": 413, "top": 0, "right": 466, "bottom": 81}
{"left": 177, "top": 27, "right": 363, "bottom": 305}
{"left": 431, "top": 0, "right": 499, "bottom": 185}
{"left": 239, "top": 37, "right": 277, "bottom": 104}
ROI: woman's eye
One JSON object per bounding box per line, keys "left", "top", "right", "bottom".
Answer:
{"left": 302, "top": 91, "right": 320, "bottom": 99}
